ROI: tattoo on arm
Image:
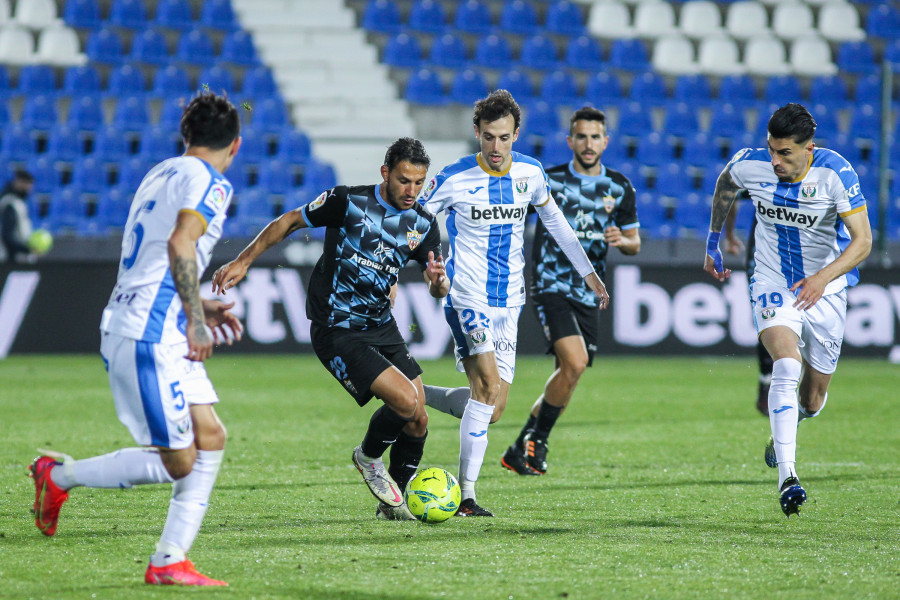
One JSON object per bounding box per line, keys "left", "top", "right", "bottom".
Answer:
{"left": 710, "top": 169, "right": 741, "bottom": 232}
{"left": 172, "top": 254, "right": 206, "bottom": 337}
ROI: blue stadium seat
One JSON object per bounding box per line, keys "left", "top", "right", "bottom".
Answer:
{"left": 672, "top": 74, "right": 712, "bottom": 106}
{"left": 71, "top": 157, "right": 108, "bottom": 193}
{"left": 453, "top": 0, "right": 493, "bottom": 34}
{"left": 523, "top": 100, "right": 560, "bottom": 137}
{"left": 635, "top": 131, "right": 671, "bottom": 168}
{"left": 837, "top": 41, "right": 876, "bottom": 75}
{"left": 564, "top": 35, "right": 604, "bottom": 70}
{"left": 854, "top": 74, "right": 882, "bottom": 106}
{"left": 131, "top": 28, "right": 169, "bottom": 64}
{"left": 198, "top": 65, "right": 236, "bottom": 95}
{"left": 0, "top": 100, "right": 8, "bottom": 126}
{"left": 0, "top": 124, "right": 37, "bottom": 161}
{"left": 139, "top": 125, "right": 179, "bottom": 162}
{"left": 656, "top": 163, "right": 691, "bottom": 198}
{"left": 629, "top": 71, "right": 668, "bottom": 106}
{"left": 155, "top": 0, "right": 194, "bottom": 29}
{"left": 885, "top": 39, "right": 900, "bottom": 72}
{"left": 62, "top": 65, "right": 102, "bottom": 97}
{"left": 617, "top": 101, "right": 656, "bottom": 138}
{"left": 17, "top": 65, "right": 57, "bottom": 96}
{"left": 849, "top": 103, "right": 881, "bottom": 141}
{"left": 495, "top": 69, "right": 535, "bottom": 103}
{"left": 113, "top": 96, "right": 150, "bottom": 133}
{"left": 85, "top": 27, "right": 125, "bottom": 64}
{"left": 499, "top": 0, "right": 539, "bottom": 35}
{"left": 519, "top": 34, "right": 558, "bottom": 71}
{"left": 539, "top": 69, "right": 579, "bottom": 106}
{"left": 152, "top": 64, "right": 191, "bottom": 98}
{"left": 809, "top": 103, "right": 840, "bottom": 140}
{"left": 808, "top": 75, "right": 849, "bottom": 110}
{"left": 27, "top": 156, "right": 60, "bottom": 194}
{"left": 46, "top": 124, "right": 83, "bottom": 162}
{"left": 176, "top": 28, "right": 215, "bottom": 66}
{"left": 106, "top": 63, "right": 147, "bottom": 99}
{"left": 253, "top": 98, "right": 288, "bottom": 132}
{"left": 608, "top": 39, "right": 648, "bottom": 72}
{"left": 200, "top": 0, "right": 238, "bottom": 31}
{"left": 0, "top": 67, "right": 10, "bottom": 100}
{"left": 242, "top": 67, "right": 278, "bottom": 98}
{"left": 383, "top": 33, "right": 423, "bottom": 68}
{"left": 865, "top": 3, "right": 900, "bottom": 39}
{"left": 674, "top": 192, "right": 710, "bottom": 237}
{"left": 683, "top": 132, "right": 716, "bottom": 168}
{"left": 109, "top": 0, "right": 148, "bottom": 28}
{"left": 64, "top": 0, "right": 101, "bottom": 29}
{"left": 539, "top": 131, "right": 571, "bottom": 166}
{"left": 717, "top": 74, "right": 757, "bottom": 108}
{"left": 662, "top": 102, "right": 700, "bottom": 138}
{"left": 583, "top": 71, "right": 623, "bottom": 107}
{"left": 545, "top": 0, "right": 586, "bottom": 36}
{"left": 428, "top": 33, "right": 468, "bottom": 68}
{"left": 67, "top": 96, "right": 105, "bottom": 131}
{"left": 96, "top": 185, "right": 133, "bottom": 232}
{"left": 450, "top": 68, "right": 489, "bottom": 105}
{"left": 764, "top": 75, "right": 802, "bottom": 106}
{"left": 236, "top": 127, "right": 266, "bottom": 161}
{"left": 635, "top": 191, "right": 673, "bottom": 239}
{"left": 220, "top": 30, "right": 260, "bottom": 66}
{"left": 404, "top": 68, "right": 446, "bottom": 105}
{"left": 227, "top": 188, "right": 274, "bottom": 237}
{"left": 708, "top": 103, "right": 746, "bottom": 138}
{"left": 304, "top": 161, "right": 337, "bottom": 192}
{"left": 118, "top": 156, "right": 150, "bottom": 190}
{"left": 700, "top": 162, "right": 726, "bottom": 197}
{"left": 21, "top": 95, "right": 58, "bottom": 131}
{"left": 471, "top": 34, "right": 512, "bottom": 68}
{"left": 278, "top": 129, "right": 312, "bottom": 164}
{"left": 259, "top": 159, "right": 294, "bottom": 194}
{"left": 92, "top": 125, "right": 130, "bottom": 162}
{"left": 44, "top": 186, "right": 86, "bottom": 234}
{"left": 408, "top": 0, "right": 447, "bottom": 34}
{"left": 159, "top": 99, "right": 187, "bottom": 130}
{"left": 362, "top": 0, "right": 401, "bottom": 33}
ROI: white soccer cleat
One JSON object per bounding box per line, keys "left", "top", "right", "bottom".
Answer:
{"left": 351, "top": 446, "right": 403, "bottom": 507}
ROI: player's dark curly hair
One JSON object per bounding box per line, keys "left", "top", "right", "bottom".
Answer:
{"left": 768, "top": 103, "right": 817, "bottom": 144}
{"left": 384, "top": 137, "right": 430, "bottom": 171}
{"left": 180, "top": 92, "right": 240, "bottom": 150}
{"left": 473, "top": 89, "right": 521, "bottom": 131}
{"left": 569, "top": 106, "right": 607, "bottom": 134}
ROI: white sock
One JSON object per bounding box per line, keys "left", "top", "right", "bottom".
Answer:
{"left": 458, "top": 399, "right": 494, "bottom": 502}
{"left": 769, "top": 358, "right": 801, "bottom": 488}
{"left": 51, "top": 447, "right": 174, "bottom": 490}
{"left": 423, "top": 385, "right": 470, "bottom": 419}
{"left": 798, "top": 392, "right": 827, "bottom": 423}
{"left": 153, "top": 449, "right": 224, "bottom": 565}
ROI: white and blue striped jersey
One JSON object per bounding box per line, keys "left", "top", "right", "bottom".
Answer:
{"left": 420, "top": 152, "right": 551, "bottom": 308}
{"left": 728, "top": 147, "right": 867, "bottom": 295}
{"left": 100, "top": 156, "right": 233, "bottom": 343}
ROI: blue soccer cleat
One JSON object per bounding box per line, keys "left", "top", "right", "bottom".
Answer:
{"left": 764, "top": 436, "right": 777, "bottom": 469}
{"left": 779, "top": 477, "right": 807, "bottom": 517}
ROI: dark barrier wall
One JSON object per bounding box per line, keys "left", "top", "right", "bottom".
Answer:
{"left": 2, "top": 263, "right": 899, "bottom": 359}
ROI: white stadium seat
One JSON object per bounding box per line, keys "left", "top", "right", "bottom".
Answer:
{"left": 790, "top": 35, "right": 838, "bottom": 77}
{"left": 771, "top": 3, "right": 813, "bottom": 39}
{"left": 633, "top": 1, "right": 676, "bottom": 38}
{"left": 652, "top": 34, "right": 698, "bottom": 75}
{"left": 818, "top": 3, "right": 865, "bottom": 42}
{"left": 744, "top": 36, "right": 791, "bottom": 76}
{"left": 587, "top": 1, "right": 635, "bottom": 39}
{"left": 679, "top": 1, "right": 723, "bottom": 39}
{"left": 725, "top": 1, "right": 770, "bottom": 41}
{"left": 35, "top": 25, "right": 87, "bottom": 66}
{"left": 13, "top": 0, "right": 58, "bottom": 30}
{"left": 697, "top": 34, "right": 745, "bottom": 75}
{"left": 0, "top": 24, "right": 34, "bottom": 64}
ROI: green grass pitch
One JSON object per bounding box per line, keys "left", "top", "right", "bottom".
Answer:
{"left": 1, "top": 354, "right": 898, "bottom": 599}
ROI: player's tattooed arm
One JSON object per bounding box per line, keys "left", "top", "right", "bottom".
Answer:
{"left": 709, "top": 169, "right": 741, "bottom": 233}
{"left": 169, "top": 211, "right": 213, "bottom": 360}
{"left": 172, "top": 254, "right": 207, "bottom": 338}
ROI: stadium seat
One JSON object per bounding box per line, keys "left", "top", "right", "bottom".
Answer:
{"left": 617, "top": 101, "right": 654, "bottom": 137}
{"left": 95, "top": 185, "right": 133, "bottom": 232}
{"left": 717, "top": 74, "right": 757, "bottom": 108}
{"left": 854, "top": 74, "right": 883, "bottom": 106}
{"left": 407, "top": 0, "right": 447, "bottom": 34}
{"left": 151, "top": 64, "right": 192, "bottom": 97}
{"left": 629, "top": 71, "right": 668, "bottom": 107}
{"left": 383, "top": 32, "right": 422, "bottom": 68}
{"left": 242, "top": 67, "right": 278, "bottom": 98}
{"left": 106, "top": 63, "right": 147, "bottom": 98}
{"left": 545, "top": 1, "right": 585, "bottom": 36}
{"left": 113, "top": 96, "right": 150, "bottom": 133}
{"left": 608, "top": 39, "right": 648, "bottom": 72}
{"left": 583, "top": 71, "right": 624, "bottom": 107}
{"left": 258, "top": 159, "right": 294, "bottom": 195}
{"left": 252, "top": 98, "right": 288, "bottom": 132}
{"left": 43, "top": 186, "right": 86, "bottom": 234}
{"left": 683, "top": 131, "right": 716, "bottom": 168}
{"left": 278, "top": 129, "right": 312, "bottom": 164}
{"left": 790, "top": 35, "right": 838, "bottom": 78}
{"left": 13, "top": 0, "right": 57, "bottom": 30}
{"left": 586, "top": 1, "right": 633, "bottom": 39}
{"left": 635, "top": 131, "right": 671, "bottom": 167}
{"left": 220, "top": 30, "right": 260, "bottom": 66}
{"left": 519, "top": 34, "right": 558, "bottom": 71}
{"left": 117, "top": 156, "right": 150, "bottom": 190}
{"left": 0, "top": 24, "right": 34, "bottom": 65}
{"left": 771, "top": 3, "right": 812, "bottom": 39}
{"left": 227, "top": 188, "right": 274, "bottom": 237}
{"left": 46, "top": 123, "right": 82, "bottom": 162}
{"left": 17, "top": 65, "right": 57, "bottom": 96}
{"left": 139, "top": 125, "right": 179, "bottom": 162}
{"left": 362, "top": 0, "right": 401, "bottom": 33}
{"left": 564, "top": 35, "right": 604, "bottom": 71}
{"left": 808, "top": 75, "right": 849, "bottom": 110}
{"left": 175, "top": 28, "right": 215, "bottom": 66}
{"left": 198, "top": 65, "right": 236, "bottom": 95}
{"left": 428, "top": 33, "right": 467, "bottom": 68}
{"left": 836, "top": 41, "right": 876, "bottom": 75}
{"left": 471, "top": 34, "right": 512, "bottom": 68}
{"left": 453, "top": 0, "right": 492, "bottom": 34}
{"left": 808, "top": 103, "right": 840, "bottom": 141}
{"left": 652, "top": 34, "right": 698, "bottom": 76}
{"left": 499, "top": 0, "right": 539, "bottom": 35}
{"left": 450, "top": 68, "right": 488, "bottom": 105}
{"left": 865, "top": 3, "right": 900, "bottom": 39}
{"left": 725, "top": 1, "right": 769, "bottom": 41}
{"left": 36, "top": 25, "right": 87, "bottom": 67}
{"left": 20, "top": 94, "right": 58, "bottom": 131}
{"left": 697, "top": 34, "right": 744, "bottom": 76}
{"left": 304, "top": 161, "right": 337, "bottom": 192}
{"left": 85, "top": 27, "right": 124, "bottom": 64}
{"left": 63, "top": 0, "right": 101, "bottom": 29}
{"left": 673, "top": 74, "right": 712, "bottom": 106}
{"left": 679, "top": 0, "right": 722, "bottom": 39}
{"left": 71, "top": 156, "right": 107, "bottom": 193}
{"left": 539, "top": 131, "right": 571, "bottom": 166}
{"left": 62, "top": 65, "right": 102, "bottom": 97}
{"left": 709, "top": 104, "right": 746, "bottom": 138}
{"left": 67, "top": 95, "right": 104, "bottom": 130}
{"left": 495, "top": 69, "right": 535, "bottom": 103}
{"left": 656, "top": 163, "right": 691, "bottom": 197}
{"left": 200, "top": 0, "right": 238, "bottom": 31}
{"left": 818, "top": 2, "right": 864, "bottom": 42}
{"left": 92, "top": 124, "right": 130, "bottom": 162}
{"left": 662, "top": 102, "right": 700, "bottom": 138}
{"left": 0, "top": 65, "right": 10, "bottom": 100}
{"left": 744, "top": 36, "right": 791, "bottom": 77}
{"left": 109, "top": 0, "right": 147, "bottom": 28}
{"left": 633, "top": 1, "right": 675, "bottom": 38}
{"left": 27, "top": 156, "right": 60, "bottom": 194}
{"left": 539, "top": 69, "right": 579, "bottom": 106}
{"left": 0, "top": 123, "right": 37, "bottom": 161}
{"left": 131, "top": 28, "right": 169, "bottom": 64}
{"left": 764, "top": 75, "right": 802, "bottom": 106}
{"left": 884, "top": 40, "right": 900, "bottom": 72}
{"left": 849, "top": 103, "right": 881, "bottom": 141}
{"left": 523, "top": 100, "right": 559, "bottom": 137}
{"left": 154, "top": 0, "right": 194, "bottom": 30}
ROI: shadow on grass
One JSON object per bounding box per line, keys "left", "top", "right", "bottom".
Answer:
{"left": 546, "top": 470, "right": 878, "bottom": 492}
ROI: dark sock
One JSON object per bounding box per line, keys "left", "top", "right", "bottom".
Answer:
{"left": 534, "top": 402, "right": 563, "bottom": 441}
{"left": 361, "top": 405, "right": 410, "bottom": 459}
{"left": 388, "top": 430, "right": 427, "bottom": 492}
{"left": 758, "top": 342, "right": 773, "bottom": 376}
{"left": 514, "top": 414, "right": 537, "bottom": 448}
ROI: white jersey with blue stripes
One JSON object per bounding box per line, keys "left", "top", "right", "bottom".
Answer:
{"left": 421, "top": 152, "right": 552, "bottom": 308}
{"left": 729, "top": 146, "right": 867, "bottom": 295}
{"left": 101, "top": 156, "right": 233, "bottom": 343}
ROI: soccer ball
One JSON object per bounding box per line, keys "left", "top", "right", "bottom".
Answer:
{"left": 404, "top": 467, "right": 461, "bottom": 524}
{"left": 28, "top": 229, "right": 53, "bottom": 255}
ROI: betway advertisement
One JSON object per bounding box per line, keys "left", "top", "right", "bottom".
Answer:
{"left": 2, "top": 264, "right": 898, "bottom": 359}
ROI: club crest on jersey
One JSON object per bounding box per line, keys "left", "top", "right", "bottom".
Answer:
{"left": 470, "top": 328, "right": 488, "bottom": 345}
{"left": 603, "top": 194, "right": 617, "bottom": 213}
{"left": 407, "top": 229, "right": 422, "bottom": 250}
{"left": 801, "top": 182, "right": 818, "bottom": 199}
{"left": 308, "top": 191, "right": 328, "bottom": 211}
{"left": 515, "top": 177, "right": 529, "bottom": 194}
{"left": 761, "top": 308, "right": 776, "bottom": 320}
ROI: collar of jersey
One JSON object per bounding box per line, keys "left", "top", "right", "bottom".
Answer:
{"left": 374, "top": 182, "right": 402, "bottom": 215}
{"left": 788, "top": 154, "right": 814, "bottom": 183}
{"left": 476, "top": 153, "right": 512, "bottom": 177}
{"left": 567, "top": 160, "right": 606, "bottom": 181}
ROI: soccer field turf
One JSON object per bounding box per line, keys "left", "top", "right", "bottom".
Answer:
{"left": 2, "top": 354, "right": 898, "bottom": 599}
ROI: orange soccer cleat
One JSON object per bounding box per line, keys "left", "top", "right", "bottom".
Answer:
{"left": 145, "top": 560, "right": 228, "bottom": 586}
{"left": 29, "top": 455, "right": 69, "bottom": 537}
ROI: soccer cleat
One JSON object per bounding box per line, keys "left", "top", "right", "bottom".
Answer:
{"left": 779, "top": 477, "right": 807, "bottom": 517}
{"left": 455, "top": 498, "right": 494, "bottom": 517}
{"left": 524, "top": 434, "right": 548, "bottom": 475}
{"left": 145, "top": 559, "right": 228, "bottom": 586}
{"left": 352, "top": 446, "right": 403, "bottom": 507}
{"left": 375, "top": 501, "right": 417, "bottom": 521}
{"left": 764, "top": 436, "right": 777, "bottom": 468}
{"left": 28, "top": 455, "right": 69, "bottom": 537}
{"left": 756, "top": 382, "right": 770, "bottom": 417}
{"left": 500, "top": 444, "right": 540, "bottom": 475}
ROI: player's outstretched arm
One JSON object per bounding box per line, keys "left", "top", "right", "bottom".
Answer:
{"left": 703, "top": 168, "right": 742, "bottom": 282}
{"left": 202, "top": 299, "right": 243, "bottom": 345}
{"left": 584, "top": 272, "right": 610, "bottom": 309}
{"left": 169, "top": 210, "right": 212, "bottom": 361}
{"left": 212, "top": 207, "right": 308, "bottom": 294}
{"left": 424, "top": 251, "right": 449, "bottom": 298}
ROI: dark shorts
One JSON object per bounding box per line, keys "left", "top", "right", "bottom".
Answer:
{"left": 532, "top": 292, "right": 599, "bottom": 367}
{"left": 310, "top": 320, "right": 422, "bottom": 406}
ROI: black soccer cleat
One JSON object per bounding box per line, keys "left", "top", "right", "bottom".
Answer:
{"left": 455, "top": 498, "right": 494, "bottom": 517}
{"left": 524, "top": 434, "right": 548, "bottom": 475}
{"left": 779, "top": 477, "right": 807, "bottom": 517}
{"left": 501, "top": 444, "right": 540, "bottom": 475}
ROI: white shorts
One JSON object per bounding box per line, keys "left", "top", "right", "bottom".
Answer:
{"left": 750, "top": 281, "right": 847, "bottom": 375}
{"left": 100, "top": 331, "right": 219, "bottom": 450}
{"left": 444, "top": 303, "right": 522, "bottom": 384}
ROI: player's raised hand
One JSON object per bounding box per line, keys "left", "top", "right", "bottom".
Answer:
{"left": 424, "top": 251, "right": 449, "bottom": 298}
{"left": 211, "top": 260, "right": 248, "bottom": 294}
{"left": 584, "top": 272, "right": 610, "bottom": 310}
{"left": 704, "top": 231, "right": 731, "bottom": 282}
{"left": 202, "top": 299, "right": 244, "bottom": 345}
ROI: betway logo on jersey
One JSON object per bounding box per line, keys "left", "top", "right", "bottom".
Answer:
{"left": 350, "top": 253, "right": 399, "bottom": 274}
{"left": 755, "top": 200, "right": 823, "bottom": 229}
{"left": 469, "top": 202, "right": 530, "bottom": 225}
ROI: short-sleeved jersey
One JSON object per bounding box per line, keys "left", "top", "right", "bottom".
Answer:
{"left": 420, "top": 152, "right": 551, "bottom": 308}
{"left": 532, "top": 161, "right": 639, "bottom": 307}
{"left": 303, "top": 184, "right": 441, "bottom": 330}
{"left": 100, "top": 156, "right": 233, "bottom": 343}
{"left": 728, "top": 147, "right": 867, "bottom": 294}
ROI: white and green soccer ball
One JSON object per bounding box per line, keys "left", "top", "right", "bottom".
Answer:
{"left": 405, "top": 467, "right": 461, "bottom": 524}
{"left": 28, "top": 228, "right": 53, "bottom": 255}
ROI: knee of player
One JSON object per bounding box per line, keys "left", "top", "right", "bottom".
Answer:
{"left": 161, "top": 447, "right": 196, "bottom": 479}
{"left": 409, "top": 412, "right": 428, "bottom": 436}
{"left": 560, "top": 358, "right": 587, "bottom": 383}
{"left": 393, "top": 384, "right": 420, "bottom": 418}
